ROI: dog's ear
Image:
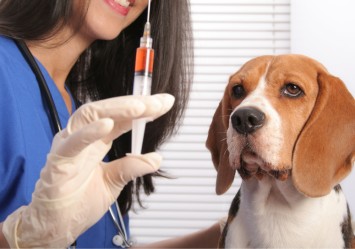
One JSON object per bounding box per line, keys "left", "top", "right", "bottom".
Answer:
{"left": 293, "top": 73, "right": 355, "bottom": 197}
{"left": 206, "top": 97, "right": 235, "bottom": 195}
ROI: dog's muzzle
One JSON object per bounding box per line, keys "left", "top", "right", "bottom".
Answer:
{"left": 231, "top": 107, "right": 265, "bottom": 135}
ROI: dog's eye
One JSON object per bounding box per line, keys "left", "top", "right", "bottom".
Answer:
{"left": 284, "top": 83, "right": 303, "bottom": 97}
{"left": 232, "top": 85, "right": 245, "bottom": 99}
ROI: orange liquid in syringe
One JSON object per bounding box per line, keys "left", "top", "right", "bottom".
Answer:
{"left": 135, "top": 47, "right": 154, "bottom": 74}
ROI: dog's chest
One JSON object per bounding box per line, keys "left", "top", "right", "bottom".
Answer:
{"left": 224, "top": 179, "right": 348, "bottom": 248}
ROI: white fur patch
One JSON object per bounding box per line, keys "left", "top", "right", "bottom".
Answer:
{"left": 225, "top": 177, "right": 347, "bottom": 248}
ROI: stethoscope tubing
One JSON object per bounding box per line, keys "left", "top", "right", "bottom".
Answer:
{"left": 115, "top": 200, "right": 128, "bottom": 240}
{"left": 109, "top": 202, "right": 132, "bottom": 247}
{"left": 15, "top": 40, "right": 63, "bottom": 133}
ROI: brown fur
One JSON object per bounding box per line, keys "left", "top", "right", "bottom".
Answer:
{"left": 292, "top": 72, "right": 355, "bottom": 197}
{"left": 265, "top": 55, "right": 320, "bottom": 170}
{"left": 206, "top": 102, "right": 235, "bottom": 195}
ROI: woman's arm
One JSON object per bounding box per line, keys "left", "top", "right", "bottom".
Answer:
{"left": 134, "top": 222, "right": 220, "bottom": 249}
{"left": 2, "top": 95, "right": 175, "bottom": 249}
{"left": 0, "top": 222, "right": 10, "bottom": 248}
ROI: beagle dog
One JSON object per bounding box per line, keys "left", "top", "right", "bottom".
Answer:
{"left": 206, "top": 55, "right": 355, "bottom": 248}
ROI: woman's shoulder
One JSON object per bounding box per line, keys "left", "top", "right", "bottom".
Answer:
{"left": 0, "top": 35, "right": 36, "bottom": 122}
{"left": 0, "top": 35, "right": 35, "bottom": 90}
{"left": 0, "top": 35, "right": 31, "bottom": 71}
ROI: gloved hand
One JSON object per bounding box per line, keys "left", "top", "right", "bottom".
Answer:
{"left": 2, "top": 94, "right": 174, "bottom": 248}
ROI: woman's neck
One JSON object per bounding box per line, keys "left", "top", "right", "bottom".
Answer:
{"left": 26, "top": 29, "right": 92, "bottom": 90}
{"left": 26, "top": 28, "right": 94, "bottom": 114}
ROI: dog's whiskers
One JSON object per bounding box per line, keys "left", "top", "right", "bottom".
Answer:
{"left": 219, "top": 138, "right": 228, "bottom": 143}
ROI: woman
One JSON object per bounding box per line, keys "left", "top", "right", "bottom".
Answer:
{"left": 0, "top": 0, "right": 220, "bottom": 248}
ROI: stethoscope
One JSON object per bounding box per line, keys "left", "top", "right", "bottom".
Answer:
{"left": 109, "top": 203, "right": 137, "bottom": 247}
{"left": 15, "top": 40, "right": 136, "bottom": 248}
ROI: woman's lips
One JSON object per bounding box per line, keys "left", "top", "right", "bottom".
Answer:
{"left": 104, "top": 0, "right": 132, "bottom": 16}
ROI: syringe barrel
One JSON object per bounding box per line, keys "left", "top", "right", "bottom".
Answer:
{"left": 131, "top": 47, "right": 155, "bottom": 155}
{"left": 133, "top": 47, "right": 154, "bottom": 95}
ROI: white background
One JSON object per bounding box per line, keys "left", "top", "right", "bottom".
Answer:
{"left": 291, "top": 0, "right": 355, "bottom": 216}
{"left": 129, "top": 0, "right": 355, "bottom": 245}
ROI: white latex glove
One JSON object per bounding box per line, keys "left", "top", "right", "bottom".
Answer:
{"left": 3, "top": 94, "right": 174, "bottom": 248}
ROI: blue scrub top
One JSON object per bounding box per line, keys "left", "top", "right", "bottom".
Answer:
{"left": 0, "top": 35, "right": 130, "bottom": 248}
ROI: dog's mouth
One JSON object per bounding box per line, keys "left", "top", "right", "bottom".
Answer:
{"left": 237, "top": 147, "right": 290, "bottom": 181}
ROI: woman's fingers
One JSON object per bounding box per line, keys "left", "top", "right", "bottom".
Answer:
{"left": 66, "top": 97, "right": 148, "bottom": 136}
{"left": 67, "top": 94, "right": 175, "bottom": 136}
{"left": 101, "top": 94, "right": 175, "bottom": 143}
{"left": 56, "top": 94, "right": 175, "bottom": 156}
{"left": 150, "top": 94, "right": 175, "bottom": 120}
{"left": 56, "top": 118, "right": 114, "bottom": 157}
{"left": 101, "top": 153, "right": 162, "bottom": 198}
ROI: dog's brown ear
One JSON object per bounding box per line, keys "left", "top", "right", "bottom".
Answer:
{"left": 293, "top": 73, "right": 355, "bottom": 197}
{"left": 206, "top": 100, "right": 235, "bottom": 195}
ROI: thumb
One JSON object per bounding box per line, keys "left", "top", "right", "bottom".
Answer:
{"left": 101, "top": 153, "right": 162, "bottom": 198}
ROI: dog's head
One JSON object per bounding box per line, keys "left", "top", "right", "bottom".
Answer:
{"left": 206, "top": 54, "right": 355, "bottom": 197}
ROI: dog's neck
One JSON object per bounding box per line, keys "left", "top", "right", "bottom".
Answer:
{"left": 242, "top": 175, "right": 306, "bottom": 209}
{"left": 225, "top": 175, "right": 348, "bottom": 248}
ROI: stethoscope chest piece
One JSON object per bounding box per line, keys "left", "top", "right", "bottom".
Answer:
{"left": 112, "top": 235, "right": 124, "bottom": 247}
{"left": 112, "top": 234, "right": 137, "bottom": 248}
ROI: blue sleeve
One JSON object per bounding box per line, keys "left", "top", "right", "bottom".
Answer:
{"left": 0, "top": 63, "right": 28, "bottom": 222}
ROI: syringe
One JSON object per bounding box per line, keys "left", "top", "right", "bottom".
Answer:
{"left": 131, "top": 0, "right": 154, "bottom": 155}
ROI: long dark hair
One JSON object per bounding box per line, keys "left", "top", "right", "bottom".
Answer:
{"left": 0, "top": 0, "right": 193, "bottom": 215}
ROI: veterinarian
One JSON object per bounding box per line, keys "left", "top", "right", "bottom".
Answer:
{"left": 0, "top": 0, "right": 221, "bottom": 248}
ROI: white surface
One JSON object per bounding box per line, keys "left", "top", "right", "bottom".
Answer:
{"left": 291, "top": 0, "right": 355, "bottom": 216}
{"left": 129, "top": 0, "right": 291, "bottom": 245}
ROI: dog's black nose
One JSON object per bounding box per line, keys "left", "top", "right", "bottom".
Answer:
{"left": 231, "top": 107, "right": 265, "bottom": 135}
